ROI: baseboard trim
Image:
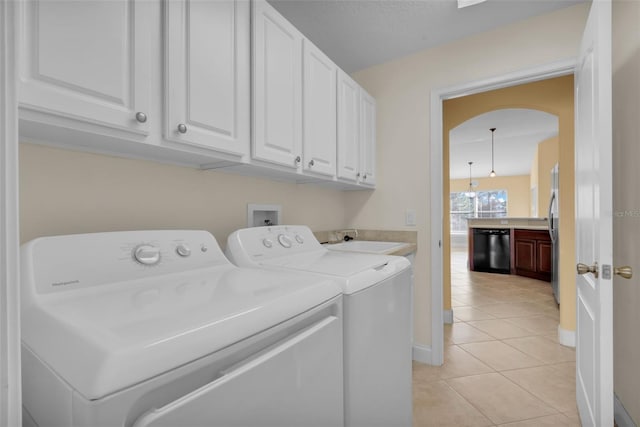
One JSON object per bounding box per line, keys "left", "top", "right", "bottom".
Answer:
{"left": 412, "top": 344, "right": 433, "bottom": 364}
{"left": 615, "top": 393, "right": 637, "bottom": 427}
{"left": 443, "top": 309, "right": 453, "bottom": 324}
{"left": 558, "top": 325, "right": 576, "bottom": 348}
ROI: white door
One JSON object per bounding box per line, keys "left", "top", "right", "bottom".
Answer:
{"left": 359, "top": 90, "right": 377, "bottom": 186}
{"left": 574, "top": 1, "right": 613, "bottom": 426}
{"left": 164, "top": 0, "right": 250, "bottom": 158}
{"left": 337, "top": 70, "right": 360, "bottom": 182}
{"left": 19, "top": 0, "right": 151, "bottom": 135}
{"left": 302, "top": 40, "right": 337, "bottom": 178}
{"left": 252, "top": 0, "right": 302, "bottom": 170}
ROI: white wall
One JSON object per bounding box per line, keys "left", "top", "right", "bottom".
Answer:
{"left": 347, "top": 4, "right": 590, "bottom": 348}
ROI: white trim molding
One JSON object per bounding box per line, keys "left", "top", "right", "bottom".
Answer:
{"left": 412, "top": 344, "right": 433, "bottom": 364}
{"left": 615, "top": 393, "right": 638, "bottom": 427}
{"left": 430, "top": 58, "right": 576, "bottom": 367}
{"left": 443, "top": 309, "right": 453, "bottom": 324}
{"left": 0, "top": 0, "right": 21, "bottom": 425}
{"left": 558, "top": 325, "right": 576, "bottom": 348}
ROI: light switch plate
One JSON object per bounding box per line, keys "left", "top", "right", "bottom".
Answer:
{"left": 405, "top": 209, "right": 416, "bottom": 226}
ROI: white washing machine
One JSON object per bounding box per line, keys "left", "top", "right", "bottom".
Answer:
{"left": 226, "top": 225, "right": 413, "bottom": 427}
{"left": 20, "top": 230, "right": 344, "bottom": 427}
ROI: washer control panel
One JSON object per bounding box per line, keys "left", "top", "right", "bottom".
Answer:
{"left": 23, "top": 230, "right": 229, "bottom": 295}
{"left": 227, "top": 225, "right": 323, "bottom": 263}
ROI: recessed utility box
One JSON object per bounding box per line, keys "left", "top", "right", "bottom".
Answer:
{"left": 247, "top": 204, "right": 282, "bottom": 227}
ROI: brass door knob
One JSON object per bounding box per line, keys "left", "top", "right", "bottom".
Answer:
{"left": 577, "top": 262, "right": 599, "bottom": 278}
{"left": 614, "top": 266, "right": 633, "bottom": 279}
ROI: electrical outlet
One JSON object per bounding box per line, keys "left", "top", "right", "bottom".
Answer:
{"left": 405, "top": 209, "right": 416, "bottom": 226}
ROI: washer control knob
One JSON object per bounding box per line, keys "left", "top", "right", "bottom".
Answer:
{"left": 277, "top": 234, "right": 293, "bottom": 248}
{"left": 134, "top": 245, "right": 161, "bottom": 266}
{"left": 176, "top": 244, "right": 191, "bottom": 257}
{"left": 262, "top": 238, "right": 273, "bottom": 248}
{"left": 295, "top": 234, "right": 304, "bottom": 244}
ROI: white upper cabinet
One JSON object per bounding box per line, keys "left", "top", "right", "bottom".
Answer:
{"left": 359, "top": 90, "right": 377, "bottom": 186}
{"left": 252, "top": 0, "right": 303, "bottom": 170}
{"left": 19, "top": 0, "right": 151, "bottom": 136}
{"left": 164, "top": 0, "right": 249, "bottom": 159}
{"left": 302, "top": 40, "right": 337, "bottom": 178}
{"left": 337, "top": 71, "right": 376, "bottom": 187}
{"left": 337, "top": 70, "right": 360, "bottom": 182}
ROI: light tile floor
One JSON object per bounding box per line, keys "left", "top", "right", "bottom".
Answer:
{"left": 413, "top": 249, "right": 580, "bottom": 426}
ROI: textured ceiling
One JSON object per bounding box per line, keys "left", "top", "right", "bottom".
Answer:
{"left": 268, "top": 0, "right": 587, "bottom": 73}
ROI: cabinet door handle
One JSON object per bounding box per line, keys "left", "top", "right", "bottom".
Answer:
{"left": 295, "top": 156, "right": 301, "bottom": 164}
{"left": 362, "top": 174, "right": 367, "bottom": 180}
{"left": 135, "top": 112, "right": 147, "bottom": 123}
{"left": 356, "top": 172, "right": 361, "bottom": 178}
{"left": 309, "top": 159, "right": 315, "bottom": 167}
{"left": 177, "top": 123, "right": 188, "bottom": 134}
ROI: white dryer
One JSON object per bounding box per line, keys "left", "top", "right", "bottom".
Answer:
{"left": 21, "top": 230, "right": 344, "bottom": 427}
{"left": 226, "top": 225, "right": 413, "bottom": 427}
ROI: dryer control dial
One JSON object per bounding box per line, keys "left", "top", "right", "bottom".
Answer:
{"left": 262, "top": 238, "right": 273, "bottom": 248}
{"left": 295, "top": 234, "right": 304, "bottom": 244}
{"left": 176, "top": 244, "right": 191, "bottom": 257}
{"left": 278, "top": 234, "right": 293, "bottom": 248}
{"left": 134, "top": 245, "right": 161, "bottom": 265}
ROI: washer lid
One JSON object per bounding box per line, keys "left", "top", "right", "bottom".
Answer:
{"left": 261, "top": 251, "right": 410, "bottom": 294}
{"left": 21, "top": 266, "right": 341, "bottom": 400}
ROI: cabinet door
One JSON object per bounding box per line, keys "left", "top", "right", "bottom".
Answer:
{"left": 515, "top": 238, "right": 536, "bottom": 272}
{"left": 302, "top": 40, "right": 336, "bottom": 177}
{"left": 537, "top": 240, "right": 553, "bottom": 275}
{"left": 165, "top": 0, "right": 250, "bottom": 158}
{"left": 252, "top": 0, "right": 302, "bottom": 169}
{"left": 19, "top": 0, "right": 151, "bottom": 135}
{"left": 360, "top": 90, "right": 377, "bottom": 186}
{"left": 337, "top": 70, "right": 360, "bottom": 182}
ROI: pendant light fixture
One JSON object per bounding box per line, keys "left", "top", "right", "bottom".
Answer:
{"left": 467, "top": 161, "right": 475, "bottom": 198}
{"left": 489, "top": 127, "right": 497, "bottom": 178}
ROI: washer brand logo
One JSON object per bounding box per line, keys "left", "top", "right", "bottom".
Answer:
{"left": 51, "top": 280, "right": 80, "bottom": 287}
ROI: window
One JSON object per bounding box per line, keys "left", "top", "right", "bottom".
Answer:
{"left": 450, "top": 189, "right": 508, "bottom": 233}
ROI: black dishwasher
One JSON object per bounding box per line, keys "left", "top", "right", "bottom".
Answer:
{"left": 472, "top": 228, "right": 510, "bottom": 274}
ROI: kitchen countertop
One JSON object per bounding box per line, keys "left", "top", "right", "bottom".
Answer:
{"left": 466, "top": 217, "right": 548, "bottom": 231}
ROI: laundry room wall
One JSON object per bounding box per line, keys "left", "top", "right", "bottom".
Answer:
{"left": 19, "top": 143, "right": 348, "bottom": 247}
{"left": 612, "top": 0, "right": 640, "bottom": 423}
{"left": 345, "top": 3, "right": 589, "bottom": 350}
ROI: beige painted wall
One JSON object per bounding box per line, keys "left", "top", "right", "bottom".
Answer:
{"left": 531, "top": 136, "right": 560, "bottom": 218}
{"left": 19, "top": 144, "right": 348, "bottom": 245}
{"left": 612, "top": 0, "right": 640, "bottom": 423}
{"left": 349, "top": 4, "right": 589, "bottom": 347}
{"left": 450, "top": 175, "right": 531, "bottom": 218}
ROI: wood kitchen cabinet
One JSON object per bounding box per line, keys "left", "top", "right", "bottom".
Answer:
{"left": 514, "top": 229, "right": 552, "bottom": 282}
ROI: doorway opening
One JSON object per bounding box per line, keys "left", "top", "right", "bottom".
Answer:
{"left": 429, "top": 59, "right": 576, "bottom": 366}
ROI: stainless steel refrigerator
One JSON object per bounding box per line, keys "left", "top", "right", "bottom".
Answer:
{"left": 548, "top": 163, "right": 560, "bottom": 304}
